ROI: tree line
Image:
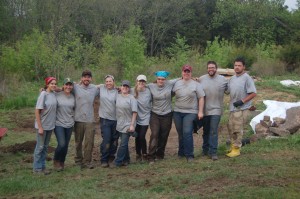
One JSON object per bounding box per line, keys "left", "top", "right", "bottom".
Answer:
{"left": 0, "top": 0, "right": 300, "bottom": 83}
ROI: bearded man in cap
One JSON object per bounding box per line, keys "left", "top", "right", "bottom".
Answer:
{"left": 73, "top": 70, "right": 99, "bottom": 169}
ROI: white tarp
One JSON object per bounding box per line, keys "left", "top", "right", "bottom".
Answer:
{"left": 250, "top": 100, "right": 300, "bottom": 133}
{"left": 280, "top": 80, "right": 300, "bottom": 87}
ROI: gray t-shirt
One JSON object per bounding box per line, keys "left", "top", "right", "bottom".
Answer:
{"left": 73, "top": 83, "right": 99, "bottom": 123}
{"left": 35, "top": 91, "right": 57, "bottom": 130}
{"left": 132, "top": 88, "right": 152, "bottom": 125}
{"left": 99, "top": 85, "right": 118, "bottom": 121}
{"left": 173, "top": 79, "right": 205, "bottom": 114}
{"left": 199, "top": 74, "right": 228, "bottom": 116}
{"left": 228, "top": 73, "right": 257, "bottom": 112}
{"left": 116, "top": 94, "right": 138, "bottom": 133}
{"left": 55, "top": 92, "right": 75, "bottom": 128}
{"left": 148, "top": 79, "right": 178, "bottom": 115}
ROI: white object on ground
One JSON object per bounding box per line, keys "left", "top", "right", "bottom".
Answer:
{"left": 280, "top": 80, "right": 300, "bottom": 87}
{"left": 250, "top": 100, "right": 300, "bottom": 133}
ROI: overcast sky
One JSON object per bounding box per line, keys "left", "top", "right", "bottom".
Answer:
{"left": 284, "top": 0, "right": 298, "bottom": 10}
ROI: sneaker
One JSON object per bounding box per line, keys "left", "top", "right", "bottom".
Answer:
{"left": 42, "top": 169, "right": 51, "bottom": 175}
{"left": 149, "top": 160, "right": 155, "bottom": 165}
{"left": 33, "top": 169, "right": 51, "bottom": 175}
{"left": 211, "top": 155, "right": 218, "bottom": 161}
{"left": 81, "top": 163, "right": 94, "bottom": 170}
{"left": 187, "top": 157, "right": 194, "bottom": 163}
{"left": 101, "top": 162, "right": 109, "bottom": 168}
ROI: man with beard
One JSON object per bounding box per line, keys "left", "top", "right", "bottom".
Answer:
{"left": 73, "top": 70, "right": 99, "bottom": 169}
{"left": 226, "top": 57, "right": 256, "bottom": 158}
{"left": 198, "top": 61, "right": 228, "bottom": 160}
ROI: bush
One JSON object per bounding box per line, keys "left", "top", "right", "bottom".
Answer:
{"left": 280, "top": 43, "right": 300, "bottom": 72}
{"left": 203, "top": 36, "right": 233, "bottom": 68}
{"left": 251, "top": 58, "right": 286, "bottom": 77}
{"left": 99, "top": 25, "right": 146, "bottom": 81}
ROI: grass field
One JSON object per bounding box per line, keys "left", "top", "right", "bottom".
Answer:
{"left": 0, "top": 76, "right": 299, "bottom": 198}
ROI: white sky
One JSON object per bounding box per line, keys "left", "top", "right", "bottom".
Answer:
{"left": 284, "top": 0, "right": 298, "bottom": 10}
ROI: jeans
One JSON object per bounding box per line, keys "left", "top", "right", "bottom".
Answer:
{"left": 148, "top": 112, "right": 173, "bottom": 160}
{"left": 135, "top": 124, "right": 148, "bottom": 155}
{"left": 33, "top": 130, "right": 52, "bottom": 171}
{"left": 173, "top": 112, "right": 197, "bottom": 158}
{"left": 201, "top": 115, "right": 221, "bottom": 156}
{"left": 115, "top": 132, "right": 130, "bottom": 166}
{"left": 53, "top": 126, "right": 73, "bottom": 163}
{"left": 100, "top": 118, "right": 118, "bottom": 163}
{"left": 74, "top": 122, "right": 95, "bottom": 165}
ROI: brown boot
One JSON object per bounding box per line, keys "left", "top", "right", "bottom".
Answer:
{"left": 60, "top": 162, "right": 65, "bottom": 171}
{"left": 53, "top": 160, "right": 60, "bottom": 169}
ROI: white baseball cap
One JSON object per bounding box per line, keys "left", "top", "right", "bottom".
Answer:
{"left": 136, "top": 74, "right": 147, "bottom": 81}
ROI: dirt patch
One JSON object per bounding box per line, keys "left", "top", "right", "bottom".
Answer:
{"left": 0, "top": 140, "right": 55, "bottom": 154}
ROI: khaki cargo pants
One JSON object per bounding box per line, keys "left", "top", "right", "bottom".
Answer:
{"left": 227, "top": 110, "right": 250, "bottom": 148}
{"left": 74, "top": 122, "right": 95, "bottom": 165}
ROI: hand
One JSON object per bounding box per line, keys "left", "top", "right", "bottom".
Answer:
{"left": 128, "top": 124, "right": 135, "bottom": 132}
{"left": 38, "top": 128, "right": 44, "bottom": 135}
{"left": 233, "top": 100, "right": 244, "bottom": 107}
{"left": 198, "top": 112, "right": 203, "bottom": 120}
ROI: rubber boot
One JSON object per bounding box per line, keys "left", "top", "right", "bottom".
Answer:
{"left": 226, "top": 147, "right": 240, "bottom": 158}
{"left": 227, "top": 144, "right": 234, "bottom": 153}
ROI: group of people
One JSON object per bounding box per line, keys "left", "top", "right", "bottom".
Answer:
{"left": 32, "top": 57, "right": 257, "bottom": 175}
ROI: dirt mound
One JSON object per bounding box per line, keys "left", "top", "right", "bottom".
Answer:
{"left": 0, "top": 140, "right": 55, "bottom": 154}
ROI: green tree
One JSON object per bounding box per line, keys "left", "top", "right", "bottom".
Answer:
{"left": 211, "top": 0, "right": 290, "bottom": 46}
{"left": 165, "top": 33, "right": 191, "bottom": 67}
{"left": 99, "top": 25, "right": 146, "bottom": 80}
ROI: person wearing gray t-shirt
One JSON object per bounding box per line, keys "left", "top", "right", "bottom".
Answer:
{"left": 147, "top": 71, "right": 178, "bottom": 164}
{"left": 173, "top": 65, "right": 205, "bottom": 163}
{"left": 114, "top": 80, "right": 138, "bottom": 167}
{"left": 226, "top": 57, "right": 257, "bottom": 158}
{"left": 98, "top": 75, "right": 118, "bottom": 168}
{"left": 198, "top": 61, "right": 228, "bottom": 161}
{"left": 132, "top": 75, "right": 152, "bottom": 162}
{"left": 73, "top": 70, "right": 100, "bottom": 169}
{"left": 53, "top": 78, "right": 75, "bottom": 171}
{"left": 33, "top": 77, "right": 57, "bottom": 175}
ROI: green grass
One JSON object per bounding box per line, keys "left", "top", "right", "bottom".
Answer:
{"left": 256, "top": 76, "right": 300, "bottom": 98}
{"left": 0, "top": 74, "right": 299, "bottom": 198}
{"left": 0, "top": 133, "right": 299, "bottom": 198}
{"left": 0, "top": 81, "right": 40, "bottom": 109}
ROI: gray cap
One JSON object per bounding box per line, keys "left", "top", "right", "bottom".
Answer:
{"left": 121, "top": 80, "right": 131, "bottom": 87}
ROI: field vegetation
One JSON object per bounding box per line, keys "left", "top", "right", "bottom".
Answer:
{"left": 0, "top": 0, "right": 300, "bottom": 198}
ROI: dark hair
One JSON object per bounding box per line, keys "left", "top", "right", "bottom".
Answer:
{"left": 82, "top": 70, "right": 92, "bottom": 77}
{"left": 234, "top": 57, "right": 245, "bottom": 66}
{"left": 207, "top": 61, "right": 218, "bottom": 69}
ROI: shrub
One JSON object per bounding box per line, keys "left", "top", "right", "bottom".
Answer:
{"left": 279, "top": 43, "right": 300, "bottom": 72}
{"left": 251, "top": 58, "right": 286, "bottom": 77}
{"left": 99, "top": 25, "right": 146, "bottom": 81}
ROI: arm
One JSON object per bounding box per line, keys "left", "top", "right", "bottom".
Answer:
{"left": 198, "top": 97, "right": 204, "bottom": 120}
{"left": 242, "top": 92, "right": 257, "bottom": 103}
{"left": 233, "top": 92, "right": 257, "bottom": 107}
{"left": 35, "top": 109, "right": 43, "bottom": 135}
{"left": 128, "top": 112, "right": 137, "bottom": 132}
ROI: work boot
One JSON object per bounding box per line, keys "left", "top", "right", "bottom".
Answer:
{"left": 226, "top": 147, "right": 240, "bottom": 158}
